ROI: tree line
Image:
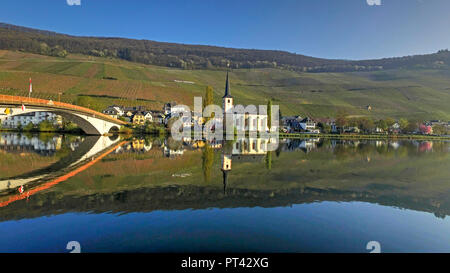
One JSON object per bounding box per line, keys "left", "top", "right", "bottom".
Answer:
{"left": 326, "top": 111, "right": 448, "bottom": 135}
{"left": 1, "top": 23, "right": 450, "bottom": 72}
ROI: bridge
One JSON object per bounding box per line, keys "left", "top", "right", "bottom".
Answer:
{"left": 0, "top": 95, "right": 128, "bottom": 135}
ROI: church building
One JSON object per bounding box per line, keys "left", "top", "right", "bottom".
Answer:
{"left": 221, "top": 72, "right": 269, "bottom": 133}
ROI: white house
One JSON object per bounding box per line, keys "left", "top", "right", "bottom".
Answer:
{"left": 299, "top": 117, "right": 319, "bottom": 133}
{"left": 102, "top": 105, "right": 124, "bottom": 118}
{"left": 2, "top": 112, "right": 61, "bottom": 128}
{"left": 143, "top": 111, "right": 153, "bottom": 122}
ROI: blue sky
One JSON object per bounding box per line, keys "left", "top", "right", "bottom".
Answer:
{"left": 1, "top": 0, "right": 449, "bottom": 60}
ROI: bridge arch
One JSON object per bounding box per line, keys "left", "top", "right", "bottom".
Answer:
{"left": 0, "top": 95, "right": 127, "bottom": 135}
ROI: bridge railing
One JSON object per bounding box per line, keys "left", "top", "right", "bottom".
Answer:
{"left": 0, "top": 95, "right": 127, "bottom": 125}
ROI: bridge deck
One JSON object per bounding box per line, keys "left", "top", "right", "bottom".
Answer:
{"left": 0, "top": 94, "right": 127, "bottom": 125}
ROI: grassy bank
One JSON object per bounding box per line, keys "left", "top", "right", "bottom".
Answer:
{"left": 279, "top": 132, "right": 450, "bottom": 140}
{"left": 2, "top": 126, "right": 449, "bottom": 141}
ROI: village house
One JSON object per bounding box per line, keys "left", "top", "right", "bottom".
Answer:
{"left": 313, "top": 118, "right": 336, "bottom": 134}
{"left": 375, "top": 127, "right": 385, "bottom": 133}
{"left": 151, "top": 111, "right": 165, "bottom": 124}
{"left": 163, "top": 102, "right": 178, "bottom": 115}
{"left": 121, "top": 106, "right": 147, "bottom": 118}
{"left": 124, "top": 110, "right": 133, "bottom": 118}
{"left": 143, "top": 111, "right": 153, "bottom": 122}
{"left": 102, "top": 105, "right": 124, "bottom": 119}
{"left": 102, "top": 105, "right": 160, "bottom": 125}
{"left": 299, "top": 117, "right": 320, "bottom": 133}
{"left": 426, "top": 120, "right": 444, "bottom": 126}
{"left": 171, "top": 105, "right": 190, "bottom": 117}
{"left": 2, "top": 112, "right": 62, "bottom": 128}
{"left": 345, "top": 126, "right": 361, "bottom": 134}
{"left": 281, "top": 116, "right": 303, "bottom": 132}
{"left": 390, "top": 122, "right": 401, "bottom": 134}
{"left": 331, "top": 123, "right": 339, "bottom": 133}
{"left": 132, "top": 112, "right": 146, "bottom": 125}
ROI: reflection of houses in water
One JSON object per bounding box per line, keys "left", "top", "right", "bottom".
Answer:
{"left": 69, "top": 140, "right": 82, "bottom": 152}
{"left": 389, "top": 141, "right": 400, "bottom": 150}
{"left": 375, "top": 140, "right": 386, "bottom": 147}
{"left": 191, "top": 140, "right": 205, "bottom": 149}
{"left": 209, "top": 140, "right": 223, "bottom": 149}
{"left": 131, "top": 139, "right": 152, "bottom": 152}
{"left": 113, "top": 139, "right": 153, "bottom": 154}
{"left": 419, "top": 141, "right": 433, "bottom": 152}
{"left": 164, "top": 146, "right": 184, "bottom": 157}
{"left": 0, "top": 133, "right": 62, "bottom": 156}
{"left": 282, "top": 138, "right": 319, "bottom": 153}
{"left": 191, "top": 139, "right": 222, "bottom": 149}
{"left": 163, "top": 137, "right": 186, "bottom": 158}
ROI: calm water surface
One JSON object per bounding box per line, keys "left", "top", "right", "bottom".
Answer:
{"left": 0, "top": 132, "right": 449, "bottom": 253}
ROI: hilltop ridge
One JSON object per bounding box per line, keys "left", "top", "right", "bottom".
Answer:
{"left": 1, "top": 22, "right": 450, "bottom": 72}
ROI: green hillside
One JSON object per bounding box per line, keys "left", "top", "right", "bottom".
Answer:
{"left": 0, "top": 50, "right": 449, "bottom": 120}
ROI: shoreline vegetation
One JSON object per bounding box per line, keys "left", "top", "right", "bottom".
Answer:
{"left": 279, "top": 132, "right": 450, "bottom": 140}
{"left": 1, "top": 126, "right": 449, "bottom": 141}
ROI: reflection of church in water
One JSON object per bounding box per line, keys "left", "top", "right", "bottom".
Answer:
{"left": 221, "top": 137, "right": 274, "bottom": 193}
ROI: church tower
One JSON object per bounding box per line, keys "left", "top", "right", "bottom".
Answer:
{"left": 223, "top": 71, "right": 234, "bottom": 133}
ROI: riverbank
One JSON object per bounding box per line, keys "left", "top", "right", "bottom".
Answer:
{"left": 2, "top": 128, "right": 449, "bottom": 141}
{"left": 279, "top": 132, "right": 450, "bottom": 140}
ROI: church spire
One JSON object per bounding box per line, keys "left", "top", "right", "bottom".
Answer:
{"left": 223, "top": 71, "right": 233, "bottom": 98}
{"left": 222, "top": 169, "right": 228, "bottom": 194}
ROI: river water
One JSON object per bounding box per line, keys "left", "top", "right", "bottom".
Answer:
{"left": 0, "top": 132, "right": 449, "bottom": 253}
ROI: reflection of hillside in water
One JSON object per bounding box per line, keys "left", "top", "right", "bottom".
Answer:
{"left": 0, "top": 135, "right": 449, "bottom": 221}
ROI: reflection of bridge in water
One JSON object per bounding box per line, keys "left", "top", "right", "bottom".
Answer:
{"left": 0, "top": 135, "right": 125, "bottom": 205}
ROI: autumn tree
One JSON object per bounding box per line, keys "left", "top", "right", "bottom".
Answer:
{"left": 202, "top": 144, "right": 214, "bottom": 182}
{"left": 432, "top": 125, "right": 447, "bottom": 135}
{"left": 405, "top": 119, "right": 420, "bottom": 133}
{"left": 375, "top": 119, "right": 388, "bottom": 131}
{"left": 385, "top": 117, "right": 396, "bottom": 128}
{"left": 203, "top": 86, "right": 214, "bottom": 122}
{"left": 357, "top": 118, "right": 375, "bottom": 133}
{"left": 267, "top": 99, "right": 272, "bottom": 131}
{"left": 265, "top": 151, "right": 272, "bottom": 170}
{"left": 399, "top": 118, "right": 409, "bottom": 131}
{"left": 335, "top": 110, "right": 348, "bottom": 132}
